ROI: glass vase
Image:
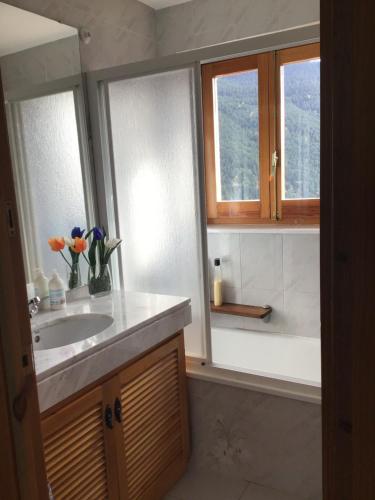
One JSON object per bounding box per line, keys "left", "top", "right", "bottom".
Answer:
{"left": 68, "top": 262, "right": 82, "bottom": 290}
{"left": 88, "top": 264, "right": 112, "bottom": 297}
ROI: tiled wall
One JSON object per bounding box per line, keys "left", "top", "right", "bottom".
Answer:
{"left": 3, "top": 0, "right": 156, "bottom": 71}
{"left": 188, "top": 378, "right": 322, "bottom": 500}
{"left": 156, "top": 0, "right": 319, "bottom": 56}
{"left": 4, "top": 0, "right": 320, "bottom": 72}
{"left": 207, "top": 229, "right": 320, "bottom": 338}
{"left": 0, "top": 36, "right": 81, "bottom": 91}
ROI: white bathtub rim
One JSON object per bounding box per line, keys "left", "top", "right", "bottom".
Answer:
{"left": 186, "top": 357, "right": 321, "bottom": 405}
{"left": 210, "top": 326, "right": 321, "bottom": 386}
{"left": 211, "top": 359, "right": 321, "bottom": 388}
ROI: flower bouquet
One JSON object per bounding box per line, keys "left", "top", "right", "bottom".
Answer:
{"left": 48, "top": 227, "right": 87, "bottom": 289}
{"left": 86, "top": 227, "right": 122, "bottom": 297}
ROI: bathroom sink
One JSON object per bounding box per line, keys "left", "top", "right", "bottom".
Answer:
{"left": 33, "top": 313, "right": 114, "bottom": 350}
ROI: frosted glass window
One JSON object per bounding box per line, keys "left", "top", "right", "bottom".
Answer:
{"left": 16, "top": 91, "right": 88, "bottom": 281}
{"left": 108, "top": 69, "right": 205, "bottom": 357}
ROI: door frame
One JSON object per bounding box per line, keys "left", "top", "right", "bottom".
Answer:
{"left": 320, "top": 0, "right": 375, "bottom": 498}
{"left": 0, "top": 75, "right": 48, "bottom": 499}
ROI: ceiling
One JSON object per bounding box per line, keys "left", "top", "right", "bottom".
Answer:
{"left": 140, "top": 0, "right": 192, "bottom": 9}
{"left": 0, "top": 2, "right": 77, "bottom": 57}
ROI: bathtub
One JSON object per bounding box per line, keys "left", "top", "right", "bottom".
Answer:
{"left": 211, "top": 327, "right": 321, "bottom": 387}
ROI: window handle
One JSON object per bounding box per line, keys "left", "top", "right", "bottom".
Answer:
{"left": 271, "top": 151, "right": 278, "bottom": 176}
{"left": 271, "top": 150, "right": 280, "bottom": 220}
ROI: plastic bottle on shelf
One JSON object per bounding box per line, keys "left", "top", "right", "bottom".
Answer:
{"left": 213, "top": 258, "right": 223, "bottom": 306}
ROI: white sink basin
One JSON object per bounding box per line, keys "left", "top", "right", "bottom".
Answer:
{"left": 33, "top": 313, "right": 114, "bottom": 350}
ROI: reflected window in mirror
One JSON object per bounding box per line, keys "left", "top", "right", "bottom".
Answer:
{"left": 8, "top": 89, "right": 92, "bottom": 282}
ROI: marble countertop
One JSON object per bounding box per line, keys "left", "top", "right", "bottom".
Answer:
{"left": 33, "top": 290, "right": 191, "bottom": 411}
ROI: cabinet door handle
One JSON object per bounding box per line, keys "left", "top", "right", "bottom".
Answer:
{"left": 114, "top": 397, "right": 122, "bottom": 423}
{"left": 104, "top": 405, "right": 113, "bottom": 429}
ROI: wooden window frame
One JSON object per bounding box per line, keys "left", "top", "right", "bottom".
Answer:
{"left": 276, "top": 43, "right": 320, "bottom": 224}
{"left": 202, "top": 42, "right": 320, "bottom": 225}
{"left": 202, "top": 53, "right": 272, "bottom": 224}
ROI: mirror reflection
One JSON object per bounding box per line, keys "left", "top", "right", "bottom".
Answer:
{"left": 0, "top": 2, "right": 93, "bottom": 285}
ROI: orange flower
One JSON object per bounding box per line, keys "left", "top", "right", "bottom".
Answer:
{"left": 71, "top": 237, "right": 87, "bottom": 254}
{"left": 48, "top": 237, "right": 65, "bottom": 252}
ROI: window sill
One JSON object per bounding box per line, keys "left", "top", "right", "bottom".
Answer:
{"left": 207, "top": 224, "right": 319, "bottom": 235}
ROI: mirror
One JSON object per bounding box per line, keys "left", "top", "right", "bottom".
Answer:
{"left": 0, "top": 3, "right": 94, "bottom": 285}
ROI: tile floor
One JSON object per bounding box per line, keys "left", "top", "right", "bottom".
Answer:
{"left": 164, "top": 467, "right": 303, "bottom": 500}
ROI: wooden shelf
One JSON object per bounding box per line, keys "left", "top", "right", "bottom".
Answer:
{"left": 210, "top": 301, "right": 272, "bottom": 319}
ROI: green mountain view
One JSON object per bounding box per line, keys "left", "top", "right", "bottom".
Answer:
{"left": 216, "top": 61, "right": 320, "bottom": 201}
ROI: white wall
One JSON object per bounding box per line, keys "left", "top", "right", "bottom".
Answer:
{"left": 3, "top": 0, "right": 156, "bottom": 71}
{"left": 156, "top": 0, "right": 319, "bottom": 56}
{"left": 207, "top": 229, "right": 320, "bottom": 338}
{"left": 0, "top": 36, "right": 80, "bottom": 91}
{"left": 3, "top": 0, "right": 320, "bottom": 69}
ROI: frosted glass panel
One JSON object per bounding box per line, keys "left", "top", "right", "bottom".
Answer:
{"left": 108, "top": 69, "right": 205, "bottom": 357}
{"left": 17, "top": 91, "right": 87, "bottom": 281}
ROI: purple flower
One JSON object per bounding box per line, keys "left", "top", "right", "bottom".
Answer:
{"left": 71, "top": 227, "right": 85, "bottom": 238}
{"left": 93, "top": 227, "right": 104, "bottom": 240}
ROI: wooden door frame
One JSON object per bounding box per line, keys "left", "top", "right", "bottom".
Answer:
{"left": 321, "top": 0, "right": 375, "bottom": 498}
{"left": 1, "top": 1, "right": 375, "bottom": 497}
{"left": 0, "top": 76, "right": 48, "bottom": 498}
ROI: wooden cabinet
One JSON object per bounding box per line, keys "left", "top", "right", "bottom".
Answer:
{"left": 41, "top": 332, "right": 189, "bottom": 500}
{"left": 117, "top": 333, "right": 190, "bottom": 500}
{"left": 41, "top": 383, "right": 120, "bottom": 499}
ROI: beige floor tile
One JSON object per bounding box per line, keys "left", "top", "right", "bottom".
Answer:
{"left": 240, "top": 482, "right": 302, "bottom": 500}
{"left": 164, "top": 467, "right": 248, "bottom": 500}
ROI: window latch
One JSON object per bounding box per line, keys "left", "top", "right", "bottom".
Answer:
{"left": 271, "top": 151, "right": 280, "bottom": 220}
{"left": 271, "top": 151, "right": 279, "bottom": 176}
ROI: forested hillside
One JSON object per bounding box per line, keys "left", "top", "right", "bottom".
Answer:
{"left": 216, "top": 60, "right": 320, "bottom": 201}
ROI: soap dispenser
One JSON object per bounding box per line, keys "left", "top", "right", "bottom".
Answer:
{"left": 49, "top": 270, "right": 66, "bottom": 310}
{"left": 33, "top": 268, "right": 50, "bottom": 311}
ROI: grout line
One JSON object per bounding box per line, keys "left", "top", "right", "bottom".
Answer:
{"left": 281, "top": 233, "right": 286, "bottom": 316}
{"left": 238, "top": 232, "right": 243, "bottom": 292}
{"left": 238, "top": 480, "right": 251, "bottom": 500}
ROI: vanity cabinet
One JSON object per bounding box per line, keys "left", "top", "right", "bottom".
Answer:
{"left": 41, "top": 332, "right": 189, "bottom": 500}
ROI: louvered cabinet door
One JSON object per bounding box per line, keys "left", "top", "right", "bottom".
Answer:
{"left": 118, "top": 332, "right": 190, "bottom": 500}
{"left": 41, "top": 383, "right": 120, "bottom": 500}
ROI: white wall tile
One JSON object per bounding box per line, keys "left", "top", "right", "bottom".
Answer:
{"left": 241, "top": 288, "right": 285, "bottom": 333}
{"left": 207, "top": 233, "right": 241, "bottom": 289}
{"left": 240, "top": 234, "right": 283, "bottom": 291}
{"left": 284, "top": 291, "right": 320, "bottom": 338}
{"left": 283, "top": 234, "right": 320, "bottom": 294}
{"left": 5, "top": 0, "right": 157, "bottom": 71}
{"left": 156, "top": 0, "right": 319, "bottom": 56}
{"left": 208, "top": 231, "right": 320, "bottom": 339}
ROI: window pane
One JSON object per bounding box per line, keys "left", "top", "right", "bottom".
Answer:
{"left": 282, "top": 59, "right": 320, "bottom": 200}
{"left": 214, "top": 70, "right": 259, "bottom": 201}
{"left": 108, "top": 69, "right": 205, "bottom": 357}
